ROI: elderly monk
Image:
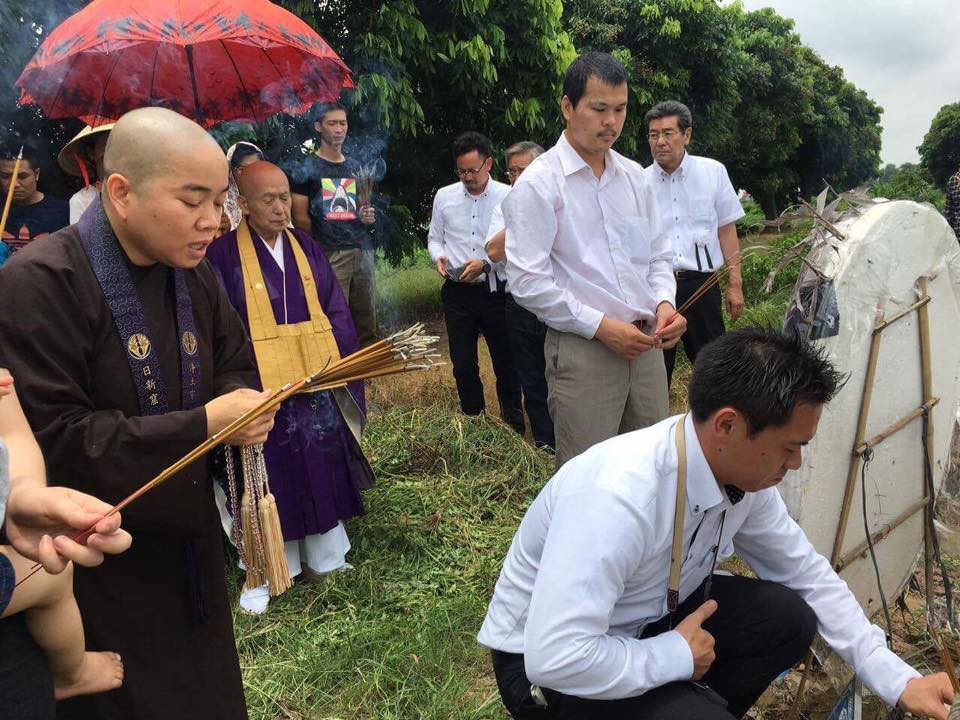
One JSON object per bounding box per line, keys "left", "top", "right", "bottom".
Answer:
{"left": 207, "top": 161, "right": 372, "bottom": 614}
{"left": 0, "top": 107, "right": 278, "bottom": 720}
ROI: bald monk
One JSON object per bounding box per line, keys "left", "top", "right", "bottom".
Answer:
{"left": 207, "top": 162, "right": 372, "bottom": 614}
{"left": 0, "top": 107, "right": 278, "bottom": 719}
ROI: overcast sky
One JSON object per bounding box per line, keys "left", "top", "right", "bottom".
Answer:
{"left": 735, "top": 0, "right": 960, "bottom": 166}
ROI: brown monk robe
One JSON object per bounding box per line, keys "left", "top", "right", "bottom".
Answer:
{"left": 0, "top": 108, "right": 278, "bottom": 719}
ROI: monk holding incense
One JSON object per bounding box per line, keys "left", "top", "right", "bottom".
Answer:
{"left": 0, "top": 107, "right": 278, "bottom": 719}
{"left": 207, "top": 161, "right": 371, "bottom": 615}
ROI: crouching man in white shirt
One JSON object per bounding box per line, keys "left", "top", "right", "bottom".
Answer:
{"left": 478, "top": 326, "right": 953, "bottom": 720}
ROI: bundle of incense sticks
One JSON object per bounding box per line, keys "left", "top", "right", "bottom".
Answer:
{"left": 656, "top": 247, "right": 769, "bottom": 335}
{"left": 16, "top": 324, "right": 441, "bottom": 587}
{"left": 298, "top": 323, "right": 442, "bottom": 393}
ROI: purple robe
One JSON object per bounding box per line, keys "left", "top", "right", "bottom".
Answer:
{"left": 206, "top": 226, "right": 367, "bottom": 539}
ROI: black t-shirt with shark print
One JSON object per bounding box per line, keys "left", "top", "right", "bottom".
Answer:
{"left": 289, "top": 155, "right": 373, "bottom": 252}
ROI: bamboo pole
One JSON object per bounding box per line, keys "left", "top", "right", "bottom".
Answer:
{"left": 835, "top": 497, "right": 929, "bottom": 571}
{"left": 854, "top": 398, "right": 939, "bottom": 456}
{"left": 0, "top": 146, "right": 23, "bottom": 240}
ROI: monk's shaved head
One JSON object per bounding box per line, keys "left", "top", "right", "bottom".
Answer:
{"left": 103, "top": 107, "right": 225, "bottom": 188}
{"left": 101, "top": 107, "right": 230, "bottom": 269}
{"left": 236, "top": 161, "right": 290, "bottom": 197}
{"left": 236, "top": 161, "right": 292, "bottom": 240}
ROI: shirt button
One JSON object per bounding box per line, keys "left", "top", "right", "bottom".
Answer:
{"left": 694, "top": 505, "right": 700, "bottom": 513}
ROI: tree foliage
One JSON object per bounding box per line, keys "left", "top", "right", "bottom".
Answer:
{"left": 919, "top": 102, "right": 960, "bottom": 188}
{"left": 871, "top": 163, "right": 945, "bottom": 211}
{"left": 278, "top": 0, "right": 576, "bottom": 260}
{"left": 564, "top": 0, "right": 883, "bottom": 219}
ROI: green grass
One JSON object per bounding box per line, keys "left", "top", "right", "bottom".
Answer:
{"left": 234, "top": 403, "right": 554, "bottom": 719}
{"left": 375, "top": 249, "right": 443, "bottom": 330}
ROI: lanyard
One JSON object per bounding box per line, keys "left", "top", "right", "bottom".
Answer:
{"left": 668, "top": 415, "right": 726, "bottom": 626}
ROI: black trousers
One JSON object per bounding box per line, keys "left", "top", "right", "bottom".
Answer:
{"left": 441, "top": 280, "right": 524, "bottom": 432}
{"left": 491, "top": 574, "right": 817, "bottom": 720}
{"left": 664, "top": 271, "right": 726, "bottom": 384}
{"left": 505, "top": 294, "right": 555, "bottom": 449}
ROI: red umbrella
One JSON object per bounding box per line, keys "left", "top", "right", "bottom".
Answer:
{"left": 16, "top": 0, "right": 353, "bottom": 126}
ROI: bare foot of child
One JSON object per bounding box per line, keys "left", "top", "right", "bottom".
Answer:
{"left": 54, "top": 651, "right": 124, "bottom": 700}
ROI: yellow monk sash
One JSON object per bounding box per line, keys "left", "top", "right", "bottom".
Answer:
{"left": 236, "top": 219, "right": 341, "bottom": 391}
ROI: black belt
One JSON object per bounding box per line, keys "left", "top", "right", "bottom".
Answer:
{"left": 675, "top": 270, "right": 716, "bottom": 281}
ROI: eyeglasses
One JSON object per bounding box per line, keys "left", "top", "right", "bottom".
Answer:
{"left": 506, "top": 167, "right": 528, "bottom": 179}
{"left": 648, "top": 129, "right": 681, "bottom": 142}
{"left": 455, "top": 161, "right": 487, "bottom": 178}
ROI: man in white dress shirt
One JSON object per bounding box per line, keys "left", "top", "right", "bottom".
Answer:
{"left": 428, "top": 132, "right": 523, "bottom": 433}
{"left": 645, "top": 101, "right": 746, "bottom": 384}
{"left": 503, "top": 53, "right": 687, "bottom": 468}
{"left": 479, "top": 327, "right": 953, "bottom": 720}
{"left": 485, "top": 141, "right": 554, "bottom": 450}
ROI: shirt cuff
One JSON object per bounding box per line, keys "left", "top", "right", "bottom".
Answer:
{"left": 857, "top": 645, "right": 921, "bottom": 707}
{"left": 576, "top": 305, "right": 605, "bottom": 340}
{"left": 644, "top": 629, "right": 695, "bottom": 687}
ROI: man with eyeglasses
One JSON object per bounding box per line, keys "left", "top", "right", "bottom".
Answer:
{"left": 484, "top": 141, "right": 555, "bottom": 450}
{"left": 644, "top": 101, "right": 745, "bottom": 385}
{"left": 501, "top": 52, "right": 686, "bottom": 468}
{"left": 428, "top": 132, "right": 523, "bottom": 434}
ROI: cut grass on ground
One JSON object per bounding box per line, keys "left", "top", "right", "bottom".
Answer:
{"left": 233, "top": 397, "right": 553, "bottom": 720}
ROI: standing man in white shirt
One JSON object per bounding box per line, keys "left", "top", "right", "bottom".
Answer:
{"left": 485, "top": 141, "right": 555, "bottom": 450}
{"left": 479, "top": 327, "right": 954, "bottom": 720}
{"left": 428, "top": 132, "right": 523, "bottom": 433}
{"left": 645, "top": 101, "right": 746, "bottom": 384}
{"left": 503, "top": 52, "right": 687, "bottom": 467}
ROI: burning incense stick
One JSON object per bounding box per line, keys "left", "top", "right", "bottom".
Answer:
{"left": 0, "top": 146, "right": 23, "bottom": 240}
{"left": 15, "top": 325, "right": 441, "bottom": 587}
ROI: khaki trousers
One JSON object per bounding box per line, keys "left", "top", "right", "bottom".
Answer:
{"left": 325, "top": 248, "right": 377, "bottom": 347}
{"left": 545, "top": 328, "right": 669, "bottom": 467}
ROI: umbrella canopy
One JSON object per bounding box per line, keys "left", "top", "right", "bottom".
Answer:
{"left": 16, "top": 0, "right": 353, "bottom": 127}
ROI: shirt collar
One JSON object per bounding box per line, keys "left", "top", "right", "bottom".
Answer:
{"left": 462, "top": 180, "right": 490, "bottom": 198}
{"left": 683, "top": 413, "right": 729, "bottom": 516}
{"left": 556, "top": 131, "right": 618, "bottom": 180}
{"left": 654, "top": 150, "right": 690, "bottom": 181}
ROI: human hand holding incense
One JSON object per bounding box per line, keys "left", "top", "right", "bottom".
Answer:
{"left": 359, "top": 205, "right": 375, "bottom": 225}
{"left": 5, "top": 486, "right": 132, "bottom": 573}
{"left": 205, "top": 388, "right": 278, "bottom": 446}
{"left": 653, "top": 302, "right": 686, "bottom": 349}
{"left": 594, "top": 316, "right": 656, "bottom": 358}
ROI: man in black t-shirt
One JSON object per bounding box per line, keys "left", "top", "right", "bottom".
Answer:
{"left": 290, "top": 104, "right": 379, "bottom": 346}
{"left": 0, "top": 147, "right": 69, "bottom": 253}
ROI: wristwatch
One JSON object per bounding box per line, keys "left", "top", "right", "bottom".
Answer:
{"left": 482, "top": 260, "right": 491, "bottom": 274}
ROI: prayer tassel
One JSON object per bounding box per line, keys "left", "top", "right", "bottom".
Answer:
{"left": 258, "top": 490, "right": 292, "bottom": 596}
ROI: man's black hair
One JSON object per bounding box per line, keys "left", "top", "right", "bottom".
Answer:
{"left": 689, "top": 326, "right": 845, "bottom": 435}
{"left": 0, "top": 143, "right": 39, "bottom": 170}
{"left": 644, "top": 100, "right": 693, "bottom": 132}
{"left": 562, "top": 52, "right": 629, "bottom": 108}
{"left": 310, "top": 102, "right": 348, "bottom": 124}
{"left": 452, "top": 131, "right": 492, "bottom": 160}
{"left": 229, "top": 142, "right": 264, "bottom": 169}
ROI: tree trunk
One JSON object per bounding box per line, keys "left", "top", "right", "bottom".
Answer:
{"left": 758, "top": 191, "right": 779, "bottom": 221}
